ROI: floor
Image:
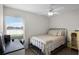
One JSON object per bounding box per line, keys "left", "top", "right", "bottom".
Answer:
{"left": 52, "top": 48, "right": 78, "bottom": 55}
{"left": 25, "top": 46, "right": 78, "bottom": 55}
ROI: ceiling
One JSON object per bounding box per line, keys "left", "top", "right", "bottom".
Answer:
{"left": 4, "top": 4, "right": 79, "bottom": 16}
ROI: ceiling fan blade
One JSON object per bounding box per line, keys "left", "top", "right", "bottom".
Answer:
{"left": 53, "top": 7, "right": 64, "bottom": 11}
{"left": 53, "top": 12, "right": 59, "bottom": 14}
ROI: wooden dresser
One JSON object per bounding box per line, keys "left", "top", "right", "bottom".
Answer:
{"left": 71, "top": 32, "right": 79, "bottom": 50}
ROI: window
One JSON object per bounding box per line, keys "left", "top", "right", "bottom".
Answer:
{"left": 5, "top": 16, "right": 24, "bottom": 39}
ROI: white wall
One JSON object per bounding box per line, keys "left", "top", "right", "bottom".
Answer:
{"left": 0, "top": 5, "right": 3, "bottom": 33}
{"left": 3, "top": 6, "right": 49, "bottom": 48}
{"left": 0, "top": 5, "right": 6, "bottom": 51}
{"left": 49, "top": 10, "right": 79, "bottom": 30}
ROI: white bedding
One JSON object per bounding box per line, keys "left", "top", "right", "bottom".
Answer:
{"left": 30, "top": 35, "right": 65, "bottom": 54}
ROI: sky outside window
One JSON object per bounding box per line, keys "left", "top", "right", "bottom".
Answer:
{"left": 5, "top": 16, "right": 23, "bottom": 27}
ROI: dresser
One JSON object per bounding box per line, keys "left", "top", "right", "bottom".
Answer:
{"left": 71, "top": 32, "right": 79, "bottom": 50}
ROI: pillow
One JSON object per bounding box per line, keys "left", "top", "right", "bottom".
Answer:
{"left": 57, "top": 30, "right": 65, "bottom": 36}
{"left": 48, "top": 30, "right": 58, "bottom": 36}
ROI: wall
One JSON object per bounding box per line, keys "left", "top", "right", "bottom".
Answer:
{"left": 49, "top": 10, "right": 79, "bottom": 30}
{"left": 0, "top": 5, "right": 3, "bottom": 33}
{"left": 49, "top": 10, "right": 79, "bottom": 47}
{"left": 4, "top": 6, "right": 49, "bottom": 48}
{"left": 0, "top": 5, "right": 6, "bottom": 51}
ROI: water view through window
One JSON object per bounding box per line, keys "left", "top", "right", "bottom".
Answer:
{"left": 5, "top": 16, "right": 24, "bottom": 39}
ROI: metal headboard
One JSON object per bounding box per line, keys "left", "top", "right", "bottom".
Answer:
{"left": 48, "top": 28, "right": 67, "bottom": 46}
{"left": 49, "top": 28, "right": 66, "bottom": 31}
{"left": 48, "top": 28, "right": 67, "bottom": 34}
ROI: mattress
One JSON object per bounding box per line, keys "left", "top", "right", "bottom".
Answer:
{"left": 30, "top": 35, "right": 65, "bottom": 54}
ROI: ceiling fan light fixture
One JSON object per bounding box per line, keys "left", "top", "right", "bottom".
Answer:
{"left": 48, "top": 11, "right": 54, "bottom": 16}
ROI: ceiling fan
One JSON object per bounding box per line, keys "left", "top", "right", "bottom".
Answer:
{"left": 48, "top": 5, "right": 64, "bottom": 16}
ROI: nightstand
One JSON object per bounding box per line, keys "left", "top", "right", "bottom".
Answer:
{"left": 71, "top": 32, "right": 79, "bottom": 50}
{"left": 71, "top": 33, "right": 77, "bottom": 50}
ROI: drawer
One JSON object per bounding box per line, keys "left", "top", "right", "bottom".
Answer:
{"left": 71, "top": 38, "right": 77, "bottom": 41}
{"left": 72, "top": 44, "right": 77, "bottom": 47}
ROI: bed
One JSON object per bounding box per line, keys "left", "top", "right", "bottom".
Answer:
{"left": 30, "top": 28, "right": 67, "bottom": 54}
